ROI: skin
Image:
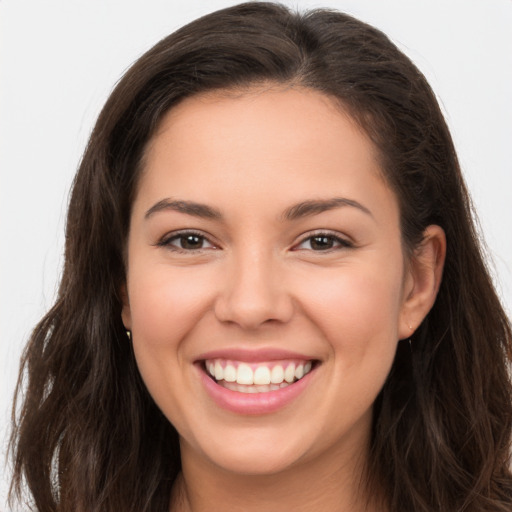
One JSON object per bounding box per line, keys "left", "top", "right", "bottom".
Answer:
{"left": 122, "top": 86, "right": 446, "bottom": 512}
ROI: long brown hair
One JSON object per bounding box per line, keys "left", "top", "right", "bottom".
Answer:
{"left": 10, "top": 3, "right": 512, "bottom": 511}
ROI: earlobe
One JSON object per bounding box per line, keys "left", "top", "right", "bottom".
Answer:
{"left": 399, "top": 225, "right": 446, "bottom": 340}
{"left": 120, "top": 283, "right": 132, "bottom": 330}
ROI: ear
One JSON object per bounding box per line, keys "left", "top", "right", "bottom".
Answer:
{"left": 398, "top": 225, "right": 446, "bottom": 340}
{"left": 120, "top": 283, "right": 132, "bottom": 330}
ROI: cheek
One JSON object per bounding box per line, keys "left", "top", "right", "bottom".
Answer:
{"left": 126, "top": 269, "right": 204, "bottom": 421}
{"left": 126, "top": 265, "right": 216, "bottom": 408}
{"left": 309, "top": 265, "right": 402, "bottom": 320}
{"left": 298, "top": 262, "right": 404, "bottom": 363}
{"left": 128, "top": 263, "right": 214, "bottom": 347}
{"left": 301, "top": 265, "right": 403, "bottom": 419}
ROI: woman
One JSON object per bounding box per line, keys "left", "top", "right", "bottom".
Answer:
{"left": 9, "top": 2, "right": 512, "bottom": 511}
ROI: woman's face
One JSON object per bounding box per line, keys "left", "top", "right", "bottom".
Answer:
{"left": 122, "top": 87, "right": 415, "bottom": 476}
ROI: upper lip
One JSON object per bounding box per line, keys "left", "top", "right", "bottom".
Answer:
{"left": 195, "top": 348, "right": 316, "bottom": 363}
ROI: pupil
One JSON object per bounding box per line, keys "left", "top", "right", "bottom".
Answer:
{"left": 182, "top": 235, "right": 202, "bottom": 249}
{"left": 311, "top": 236, "right": 333, "bottom": 250}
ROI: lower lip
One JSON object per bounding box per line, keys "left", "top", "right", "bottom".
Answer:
{"left": 197, "top": 364, "right": 316, "bottom": 415}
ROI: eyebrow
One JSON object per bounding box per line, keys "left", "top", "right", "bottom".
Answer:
{"left": 144, "top": 197, "right": 373, "bottom": 221}
{"left": 145, "top": 199, "right": 222, "bottom": 220}
{"left": 282, "top": 197, "right": 373, "bottom": 221}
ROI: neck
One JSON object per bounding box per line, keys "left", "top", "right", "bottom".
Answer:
{"left": 170, "top": 438, "right": 385, "bottom": 512}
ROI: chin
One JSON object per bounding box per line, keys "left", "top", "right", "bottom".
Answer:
{"left": 207, "top": 448, "right": 304, "bottom": 476}
{"left": 186, "top": 425, "right": 314, "bottom": 476}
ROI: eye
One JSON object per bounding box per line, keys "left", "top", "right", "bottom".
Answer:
{"left": 294, "top": 232, "right": 353, "bottom": 251}
{"left": 158, "top": 231, "right": 217, "bottom": 252}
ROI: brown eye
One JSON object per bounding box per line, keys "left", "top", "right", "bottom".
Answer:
{"left": 309, "top": 235, "right": 336, "bottom": 250}
{"left": 160, "top": 231, "right": 216, "bottom": 251}
{"left": 295, "top": 233, "right": 352, "bottom": 251}
{"left": 177, "top": 234, "right": 204, "bottom": 250}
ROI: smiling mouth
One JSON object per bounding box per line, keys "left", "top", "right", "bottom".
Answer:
{"left": 203, "top": 359, "right": 317, "bottom": 394}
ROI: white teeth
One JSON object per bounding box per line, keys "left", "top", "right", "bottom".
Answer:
{"left": 270, "top": 365, "right": 284, "bottom": 384}
{"left": 223, "top": 364, "right": 237, "bottom": 382}
{"left": 253, "top": 366, "right": 271, "bottom": 385}
{"left": 236, "top": 363, "right": 254, "bottom": 385}
{"left": 284, "top": 364, "right": 296, "bottom": 383}
{"left": 214, "top": 361, "right": 224, "bottom": 381}
{"left": 205, "top": 359, "right": 315, "bottom": 391}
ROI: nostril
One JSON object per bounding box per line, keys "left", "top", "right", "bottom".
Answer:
{"left": 213, "top": 292, "right": 294, "bottom": 329}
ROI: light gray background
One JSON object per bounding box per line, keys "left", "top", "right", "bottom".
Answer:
{"left": 1, "top": 1, "right": 511, "bottom": 509}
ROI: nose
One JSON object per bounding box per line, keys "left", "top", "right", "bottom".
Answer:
{"left": 213, "top": 249, "right": 294, "bottom": 329}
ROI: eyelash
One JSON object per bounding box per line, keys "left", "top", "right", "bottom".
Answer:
{"left": 157, "top": 230, "right": 217, "bottom": 253}
{"left": 293, "top": 231, "right": 354, "bottom": 252}
{"left": 157, "top": 229, "right": 354, "bottom": 254}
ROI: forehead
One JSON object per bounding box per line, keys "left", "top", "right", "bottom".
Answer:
{"left": 144, "top": 85, "right": 377, "bottom": 171}
{"left": 152, "top": 85, "right": 365, "bottom": 148}
{"left": 135, "top": 86, "right": 397, "bottom": 225}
